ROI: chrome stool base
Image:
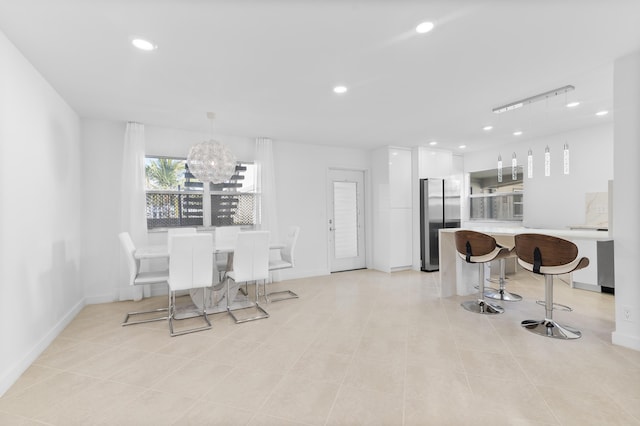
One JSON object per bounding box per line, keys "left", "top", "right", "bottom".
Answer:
{"left": 521, "top": 319, "right": 581, "bottom": 340}
{"left": 461, "top": 299, "right": 504, "bottom": 315}
{"left": 484, "top": 288, "right": 523, "bottom": 302}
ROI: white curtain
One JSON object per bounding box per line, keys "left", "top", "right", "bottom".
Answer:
{"left": 255, "top": 137, "right": 279, "bottom": 244}
{"left": 119, "top": 122, "right": 149, "bottom": 301}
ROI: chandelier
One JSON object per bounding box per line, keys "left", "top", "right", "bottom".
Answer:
{"left": 187, "top": 113, "right": 237, "bottom": 184}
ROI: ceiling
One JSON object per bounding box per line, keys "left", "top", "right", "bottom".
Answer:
{"left": 2, "top": 0, "right": 640, "bottom": 153}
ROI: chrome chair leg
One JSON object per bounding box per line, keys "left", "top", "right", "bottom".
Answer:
{"left": 264, "top": 273, "right": 299, "bottom": 303}
{"left": 266, "top": 289, "right": 299, "bottom": 303}
{"left": 226, "top": 278, "right": 269, "bottom": 324}
{"left": 122, "top": 287, "right": 170, "bottom": 326}
{"left": 169, "top": 289, "right": 212, "bottom": 337}
{"left": 122, "top": 307, "right": 169, "bottom": 326}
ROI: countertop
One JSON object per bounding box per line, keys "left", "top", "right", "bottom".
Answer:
{"left": 440, "top": 226, "right": 612, "bottom": 241}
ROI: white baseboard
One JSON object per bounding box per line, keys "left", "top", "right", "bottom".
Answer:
{"left": 84, "top": 292, "right": 117, "bottom": 305}
{"left": 0, "top": 298, "right": 86, "bottom": 397}
{"left": 612, "top": 330, "right": 640, "bottom": 351}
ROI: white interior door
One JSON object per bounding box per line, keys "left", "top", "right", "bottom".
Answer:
{"left": 328, "top": 169, "right": 365, "bottom": 272}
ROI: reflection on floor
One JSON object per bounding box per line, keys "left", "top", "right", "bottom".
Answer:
{"left": 1, "top": 269, "right": 639, "bottom": 425}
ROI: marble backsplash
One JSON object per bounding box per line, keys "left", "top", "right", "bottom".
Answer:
{"left": 585, "top": 192, "right": 608, "bottom": 228}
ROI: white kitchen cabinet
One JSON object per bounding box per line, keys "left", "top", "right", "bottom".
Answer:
{"left": 418, "top": 147, "right": 453, "bottom": 178}
{"left": 390, "top": 208, "right": 412, "bottom": 267}
{"left": 372, "top": 147, "right": 413, "bottom": 272}
{"left": 390, "top": 149, "right": 412, "bottom": 208}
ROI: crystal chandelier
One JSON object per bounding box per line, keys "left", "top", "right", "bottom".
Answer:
{"left": 187, "top": 113, "right": 236, "bottom": 184}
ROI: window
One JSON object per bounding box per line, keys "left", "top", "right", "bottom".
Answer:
{"left": 144, "top": 156, "right": 258, "bottom": 229}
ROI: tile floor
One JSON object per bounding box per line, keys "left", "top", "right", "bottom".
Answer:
{"left": 1, "top": 269, "right": 639, "bottom": 425}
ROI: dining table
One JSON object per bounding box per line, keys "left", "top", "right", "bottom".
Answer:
{"left": 134, "top": 241, "right": 284, "bottom": 317}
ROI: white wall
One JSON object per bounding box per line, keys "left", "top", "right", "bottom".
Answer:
{"left": 0, "top": 30, "right": 84, "bottom": 395}
{"left": 273, "top": 140, "right": 372, "bottom": 279}
{"left": 80, "top": 119, "right": 126, "bottom": 303}
{"left": 612, "top": 50, "right": 640, "bottom": 351}
{"left": 463, "top": 124, "right": 613, "bottom": 229}
{"left": 145, "top": 125, "right": 255, "bottom": 162}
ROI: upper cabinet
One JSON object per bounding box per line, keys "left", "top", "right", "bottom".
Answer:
{"left": 418, "top": 147, "right": 453, "bottom": 179}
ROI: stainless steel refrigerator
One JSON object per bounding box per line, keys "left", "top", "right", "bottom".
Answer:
{"left": 420, "top": 177, "right": 461, "bottom": 271}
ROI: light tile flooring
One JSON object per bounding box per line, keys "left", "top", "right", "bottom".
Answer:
{"left": 1, "top": 269, "right": 640, "bottom": 425}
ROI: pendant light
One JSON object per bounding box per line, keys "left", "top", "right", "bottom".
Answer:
{"left": 187, "top": 113, "right": 237, "bottom": 184}
{"left": 527, "top": 149, "right": 533, "bottom": 179}
{"left": 563, "top": 143, "right": 570, "bottom": 175}
{"left": 497, "top": 154, "right": 503, "bottom": 183}
{"left": 544, "top": 146, "right": 551, "bottom": 177}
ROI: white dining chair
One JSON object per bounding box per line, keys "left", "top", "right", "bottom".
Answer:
{"left": 119, "top": 232, "right": 170, "bottom": 326}
{"left": 167, "top": 227, "right": 197, "bottom": 251}
{"left": 266, "top": 225, "right": 300, "bottom": 302}
{"left": 226, "top": 230, "right": 270, "bottom": 323}
{"left": 168, "top": 233, "right": 214, "bottom": 336}
{"left": 214, "top": 226, "right": 242, "bottom": 281}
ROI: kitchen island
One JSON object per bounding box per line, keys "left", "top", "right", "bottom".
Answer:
{"left": 438, "top": 226, "right": 613, "bottom": 297}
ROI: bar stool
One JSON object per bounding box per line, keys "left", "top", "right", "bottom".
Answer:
{"left": 514, "top": 233, "right": 589, "bottom": 340}
{"left": 454, "top": 230, "right": 512, "bottom": 315}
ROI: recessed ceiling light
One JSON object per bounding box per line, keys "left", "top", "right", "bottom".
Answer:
{"left": 132, "top": 38, "right": 157, "bottom": 51}
{"left": 483, "top": 125, "right": 493, "bottom": 131}
{"left": 566, "top": 101, "right": 580, "bottom": 108}
{"left": 416, "top": 21, "right": 435, "bottom": 34}
{"left": 596, "top": 110, "right": 609, "bottom": 116}
{"left": 458, "top": 145, "right": 466, "bottom": 149}
{"left": 333, "top": 85, "right": 348, "bottom": 94}
{"left": 513, "top": 131, "right": 523, "bottom": 136}
{"left": 429, "top": 141, "right": 437, "bottom": 146}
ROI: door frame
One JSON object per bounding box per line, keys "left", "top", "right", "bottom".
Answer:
{"left": 326, "top": 167, "right": 369, "bottom": 272}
